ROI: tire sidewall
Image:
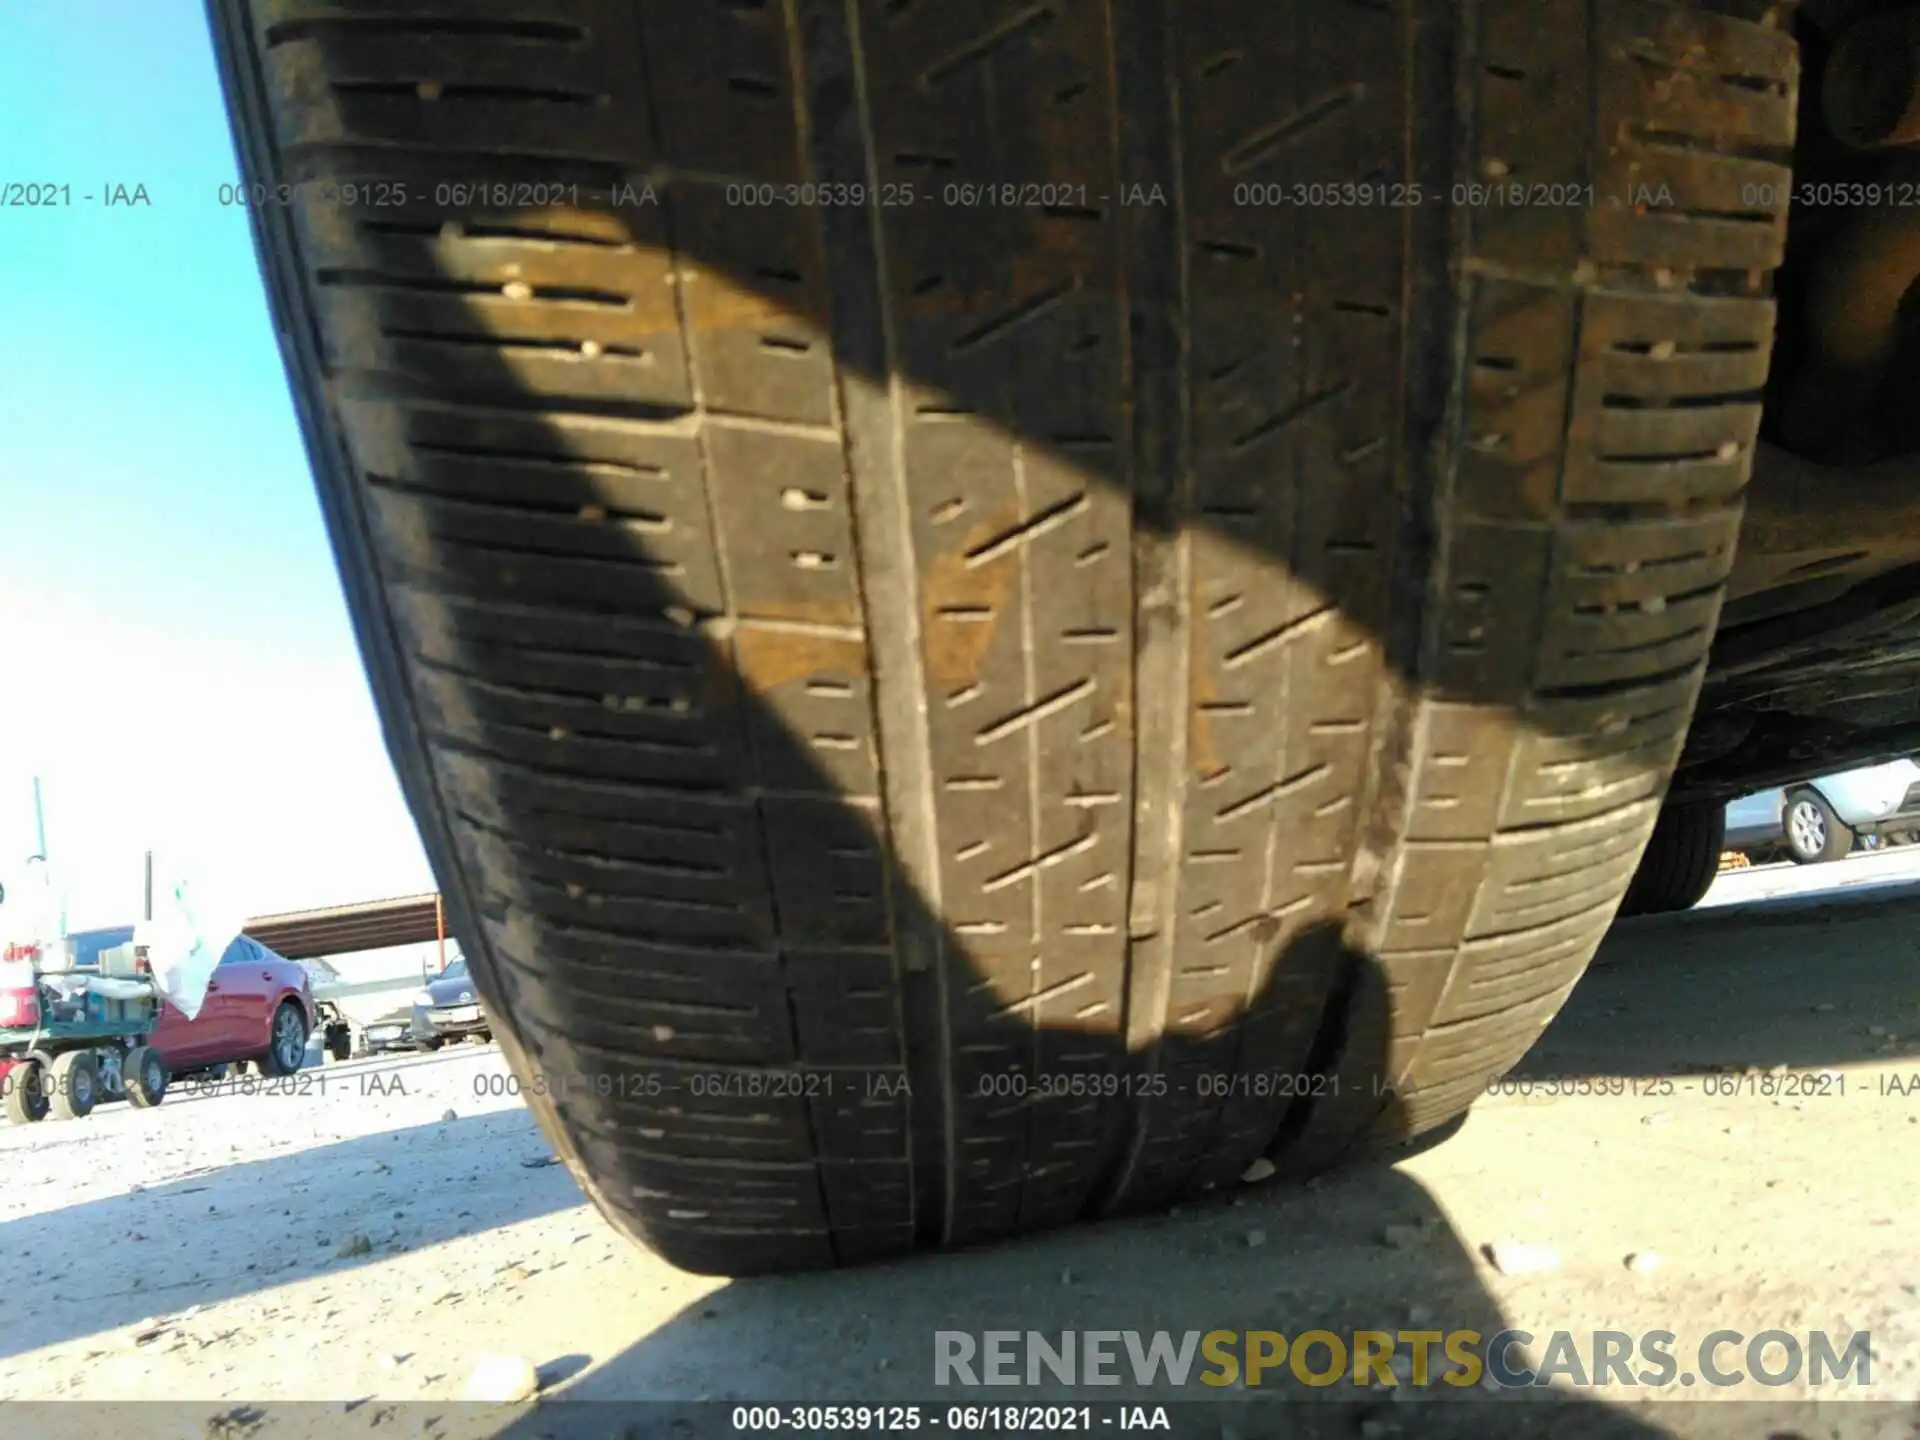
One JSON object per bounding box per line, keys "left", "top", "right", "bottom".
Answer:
{"left": 51, "top": 1052, "right": 98, "bottom": 1120}
{"left": 1622, "top": 800, "right": 1724, "bottom": 916}
{"left": 4, "top": 1061, "right": 49, "bottom": 1124}
{"left": 260, "top": 1002, "right": 309, "bottom": 1077}
{"left": 127, "top": 1047, "right": 168, "bottom": 1108}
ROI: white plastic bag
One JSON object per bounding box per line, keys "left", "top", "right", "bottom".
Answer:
{"left": 134, "top": 879, "right": 241, "bottom": 1021}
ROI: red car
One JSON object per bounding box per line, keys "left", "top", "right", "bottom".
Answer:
{"left": 66, "top": 928, "right": 315, "bottom": 1077}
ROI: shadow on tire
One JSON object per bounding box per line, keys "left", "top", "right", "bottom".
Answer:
{"left": 183, "top": 1, "right": 1898, "bottom": 1430}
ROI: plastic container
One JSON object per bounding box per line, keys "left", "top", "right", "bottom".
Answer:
{"left": 0, "top": 956, "right": 39, "bottom": 1029}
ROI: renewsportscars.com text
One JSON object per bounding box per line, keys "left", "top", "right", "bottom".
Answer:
{"left": 933, "top": 1329, "right": 1873, "bottom": 1390}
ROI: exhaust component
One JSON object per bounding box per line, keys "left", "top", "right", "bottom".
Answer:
{"left": 1825, "top": 9, "right": 1920, "bottom": 149}
{"left": 1775, "top": 203, "right": 1920, "bottom": 456}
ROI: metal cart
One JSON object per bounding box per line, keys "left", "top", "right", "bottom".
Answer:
{"left": 0, "top": 937, "right": 170, "bottom": 1124}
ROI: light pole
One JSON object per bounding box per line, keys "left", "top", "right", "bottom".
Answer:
{"left": 24, "top": 776, "right": 62, "bottom": 940}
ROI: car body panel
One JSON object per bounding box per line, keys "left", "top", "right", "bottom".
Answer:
{"left": 217, "top": 940, "right": 285, "bottom": 1057}
{"left": 1812, "top": 759, "right": 1920, "bottom": 827}
{"left": 361, "top": 1005, "right": 418, "bottom": 1055}
{"left": 414, "top": 957, "right": 489, "bottom": 1041}
{"left": 198, "top": 944, "right": 260, "bottom": 1056}
{"left": 1725, "top": 786, "right": 1789, "bottom": 850}
{"left": 1724, "top": 759, "right": 1920, "bottom": 852}
{"left": 147, "top": 935, "right": 314, "bottom": 1070}
{"left": 151, "top": 990, "right": 221, "bottom": 1069}
{"left": 156, "top": 942, "right": 238, "bottom": 1064}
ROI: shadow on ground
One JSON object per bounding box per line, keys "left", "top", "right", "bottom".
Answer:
{"left": 1520, "top": 886, "right": 1920, "bottom": 1079}
{"left": 498, "top": 1150, "right": 1687, "bottom": 1439}
{"left": 480, "top": 956, "right": 1678, "bottom": 1439}
{"left": 483, "top": 894, "right": 1918, "bottom": 1440}
{"left": 0, "top": 1105, "right": 576, "bottom": 1362}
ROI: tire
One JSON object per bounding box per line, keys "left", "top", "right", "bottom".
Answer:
{"left": 1783, "top": 787, "right": 1852, "bottom": 864}
{"left": 257, "top": 1002, "right": 310, "bottom": 1078}
{"left": 3, "top": 1061, "right": 48, "bottom": 1125}
{"left": 1618, "top": 801, "right": 1726, "bottom": 916}
{"left": 125, "top": 1046, "right": 169, "bottom": 1109}
{"left": 326, "top": 1027, "right": 353, "bottom": 1063}
{"left": 415, "top": 1036, "right": 443, "bottom": 1053}
{"left": 207, "top": 0, "right": 1797, "bottom": 1271}
{"left": 48, "top": 1050, "right": 98, "bottom": 1121}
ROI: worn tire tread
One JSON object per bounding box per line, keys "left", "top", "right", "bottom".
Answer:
{"left": 205, "top": 0, "right": 1797, "bottom": 1272}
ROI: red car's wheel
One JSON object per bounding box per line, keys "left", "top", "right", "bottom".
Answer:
{"left": 257, "top": 1002, "right": 310, "bottom": 1077}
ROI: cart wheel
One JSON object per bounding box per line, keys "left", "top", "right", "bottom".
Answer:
{"left": 125, "top": 1046, "right": 169, "bottom": 1109}
{"left": 3, "top": 1060, "right": 49, "bottom": 1125}
{"left": 49, "top": 1050, "right": 99, "bottom": 1121}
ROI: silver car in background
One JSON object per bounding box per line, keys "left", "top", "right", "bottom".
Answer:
{"left": 1725, "top": 759, "right": 1920, "bottom": 865}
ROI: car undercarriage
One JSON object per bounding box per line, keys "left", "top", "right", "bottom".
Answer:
{"left": 1678, "top": 0, "right": 1920, "bottom": 802}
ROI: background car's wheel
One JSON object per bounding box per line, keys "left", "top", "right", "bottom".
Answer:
{"left": 124, "top": 1046, "right": 169, "bottom": 1109}
{"left": 208, "top": 0, "right": 1796, "bottom": 1272}
{"left": 1618, "top": 802, "right": 1728, "bottom": 917}
{"left": 48, "top": 1050, "right": 98, "bottom": 1121}
{"left": 414, "top": 1036, "right": 443, "bottom": 1053}
{"left": 1783, "top": 788, "right": 1852, "bottom": 864}
{"left": 257, "top": 1003, "right": 310, "bottom": 1078}
{"left": 3, "top": 1061, "right": 49, "bottom": 1125}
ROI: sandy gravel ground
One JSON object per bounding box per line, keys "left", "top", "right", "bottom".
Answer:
{"left": 2, "top": 871, "right": 1917, "bottom": 1440}
{"left": 1698, "top": 842, "right": 1920, "bottom": 908}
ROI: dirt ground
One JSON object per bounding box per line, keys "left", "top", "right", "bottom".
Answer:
{"left": 2, "top": 873, "right": 1917, "bottom": 1440}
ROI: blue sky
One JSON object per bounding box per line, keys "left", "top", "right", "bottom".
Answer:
{"left": 0, "top": 3, "right": 434, "bottom": 930}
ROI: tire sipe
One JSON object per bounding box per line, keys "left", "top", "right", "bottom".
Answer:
{"left": 206, "top": 0, "right": 1798, "bottom": 1271}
